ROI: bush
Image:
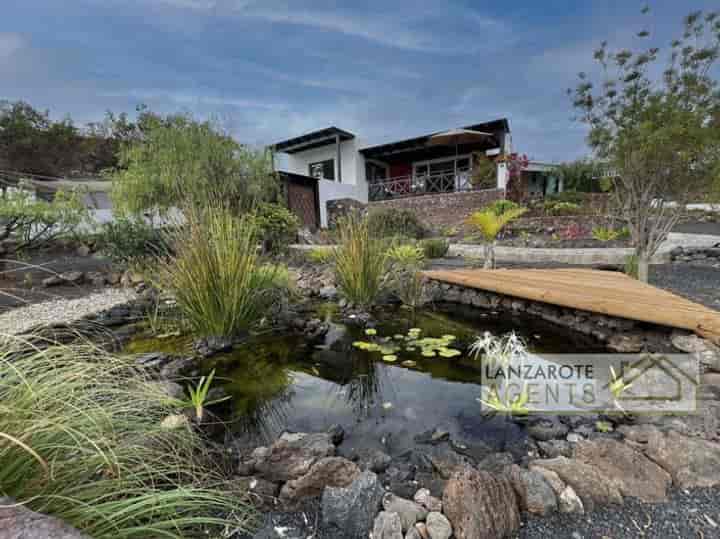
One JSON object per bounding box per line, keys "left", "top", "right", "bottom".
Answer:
{"left": 97, "top": 214, "right": 166, "bottom": 265}
{"left": 306, "top": 246, "right": 333, "bottom": 264}
{"left": 624, "top": 253, "right": 639, "bottom": 279}
{"left": 546, "top": 191, "right": 585, "bottom": 204}
{"left": 545, "top": 201, "right": 581, "bottom": 215}
{"left": 592, "top": 226, "right": 620, "bottom": 242}
{"left": 252, "top": 202, "right": 300, "bottom": 253}
{"left": 485, "top": 199, "right": 521, "bottom": 216}
{"left": 0, "top": 184, "right": 88, "bottom": 251}
{"left": 0, "top": 335, "right": 255, "bottom": 538}
{"left": 157, "top": 207, "right": 289, "bottom": 338}
{"left": 367, "top": 208, "right": 426, "bottom": 239}
{"left": 421, "top": 238, "right": 449, "bottom": 259}
{"left": 332, "top": 215, "right": 390, "bottom": 308}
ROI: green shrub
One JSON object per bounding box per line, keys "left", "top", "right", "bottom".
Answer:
{"left": 306, "top": 246, "right": 333, "bottom": 264}
{"left": 624, "top": 253, "right": 639, "bottom": 279}
{"left": 421, "top": 238, "right": 450, "bottom": 259}
{"left": 252, "top": 202, "right": 300, "bottom": 253}
{"left": 592, "top": 226, "right": 620, "bottom": 242}
{"left": 0, "top": 335, "right": 255, "bottom": 538}
{"left": 367, "top": 208, "right": 427, "bottom": 239}
{"left": 485, "top": 199, "right": 521, "bottom": 216}
{"left": 97, "top": 214, "right": 166, "bottom": 265}
{"left": 0, "top": 184, "right": 88, "bottom": 251}
{"left": 157, "top": 207, "right": 288, "bottom": 338}
{"left": 388, "top": 244, "right": 425, "bottom": 267}
{"left": 332, "top": 215, "right": 390, "bottom": 308}
{"left": 545, "top": 201, "right": 581, "bottom": 215}
{"left": 546, "top": 191, "right": 585, "bottom": 204}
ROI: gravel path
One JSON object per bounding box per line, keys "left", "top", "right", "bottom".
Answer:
{"left": 0, "top": 288, "right": 136, "bottom": 335}
{"left": 520, "top": 486, "right": 720, "bottom": 538}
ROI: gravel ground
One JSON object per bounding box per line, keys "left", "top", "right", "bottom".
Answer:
{"left": 520, "top": 486, "right": 720, "bottom": 538}
{"left": 0, "top": 288, "right": 136, "bottom": 335}
{"left": 651, "top": 263, "right": 720, "bottom": 310}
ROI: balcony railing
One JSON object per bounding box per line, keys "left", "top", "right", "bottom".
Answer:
{"left": 368, "top": 169, "right": 482, "bottom": 201}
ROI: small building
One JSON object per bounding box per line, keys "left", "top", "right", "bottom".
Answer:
{"left": 272, "top": 120, "right": 562, "bottom": 229}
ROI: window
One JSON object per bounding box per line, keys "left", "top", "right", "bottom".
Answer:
{"left": 309, "top": 159, "right": 335, "bottom": 181}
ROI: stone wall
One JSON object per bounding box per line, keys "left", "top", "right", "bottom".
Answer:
{"left": 670, "top": 246, "right": 720, "bottom": 263}
{"left": 508, "top": 215, "right": 615, "bottom": 234}
{"left": 326, "top": 198, "right": 366, "bottom": 228}
{"left": 424, "top": 278, "right": 676, "bottom": 352}
{"left": 368, "top": 189, "right": 504, "bottom": 230}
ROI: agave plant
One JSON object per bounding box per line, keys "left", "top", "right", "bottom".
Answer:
{"left": 466, "top": 206, "right": 526, "bottom": 268}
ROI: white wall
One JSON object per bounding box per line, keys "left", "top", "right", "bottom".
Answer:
{"left": 278, "top": 138, "right": 369, "bottom": 227}
{"left": 284, "top": 138, "right": 366, "bottom": 186}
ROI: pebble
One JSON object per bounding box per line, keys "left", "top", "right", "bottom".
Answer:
{"left": 0, "top": 288, "right": 136, "bottom": 334}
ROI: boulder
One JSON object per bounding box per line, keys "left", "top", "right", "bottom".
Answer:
{"left": 59, "top": 271, "right": 84, "bottom": 284}
{"left": 572, "top": 438, "right": 671, "bottom": 502}
{"left": 255, "top": 432, "right": 335, "bottom": 482}
{"left": 0, "top": 497, "right": 91, "bottom": 539}
{"left": 624, "top": 427, "right": 720, "bottom": 488}
{"left": 353, "top": 448, "right": 392, "bottom": 473}
{"left": 508, "top": 465, "right": 557, "bottom": 516}
{"left": 607, "top": 333, "right": 644, "bottom": 353}
{"left": 405, "top": 527, "right": 422, "bottom": 539}
{"left": 558, "top": 485, "right": 585, "bottom": 514}
{"left": 442, "top": 466, "right": 520, "bottom": 539}
{"left": 372, "top": 511, "right": 403, "bottom": 539}
{"left": 425, "top": 512, "right": 452, "bottom": 539}
{"left": 235, "top": 476, "right": 280, "bottom": 510}
{"left": 529, "top": 456, "right": 622, "bottom": 511}
{"left": 382, "top": 493, "right": 427, "bottom": 533}
{"left": 527, "top": 416, "right": 569, "bottom": 442}
{"left": 279, "top": 457, "right": 360, "bottom": 505}
{"left": 413, "top": 488, "right": 442, "bottom": 512}
{"left": 322, "top": 471, "right": 384, "bottom": 539}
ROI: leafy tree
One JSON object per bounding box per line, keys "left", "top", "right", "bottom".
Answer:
{"left": 110, "top": 113, "right": 278, "bottom": 216}
{"left": 0, "top": 183, "right": 88, "bottom": 251}
{"left": 570, "top": 9, "right": 720, "bottom": 281}
{"left": 555, "top": 158, "right": 605, "bottom": 192}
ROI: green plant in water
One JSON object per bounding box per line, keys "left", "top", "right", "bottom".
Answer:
{"left": 466, "top": 207, "right": 527, "bottom": 268}
{"left": 388, "top": 244, "right": 426, "bottom": 310}
{"left": 0, "top": 333, "right": 256, "bottom": 538}
{"left": 472, "top": 332, "right": 532, "bottom": 416}
{"left": 479, "top": 385, "right": 530, "bottom": 416}
{"left": 332, "top": 214, "right": 390, "bottom": 308}
{"left": 157, "top": 206, "right": 289, "bottom": 338}
{"left": 353, "top": 327, "right": 461, "bottom": 360}
{"left": 187, "top": 369, "right": 230, "bottom": 421}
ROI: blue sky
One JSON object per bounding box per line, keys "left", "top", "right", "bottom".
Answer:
{"left": 1, "top": 0, "right": 717, "bottom": 161}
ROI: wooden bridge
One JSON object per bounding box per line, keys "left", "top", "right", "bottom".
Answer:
{"left": 424, "top": 268, "right": 720, "bottom": 343}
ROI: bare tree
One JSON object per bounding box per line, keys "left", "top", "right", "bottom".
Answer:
{"left": 570, "top": 9, "right": 720, "bottom": 281}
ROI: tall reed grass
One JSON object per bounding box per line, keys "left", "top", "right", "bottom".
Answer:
{"left": 0, "top": 334, "right": 256, "bottom": 538}
{"left": 157, "top": 207, "right": 288, "bottom": 338}
{"left": 332, "top": 215, "right": 390, "bottom": 308}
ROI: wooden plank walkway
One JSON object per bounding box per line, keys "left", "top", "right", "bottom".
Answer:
{"left": 424, "top": 268, "right": 720, "bottom": 343}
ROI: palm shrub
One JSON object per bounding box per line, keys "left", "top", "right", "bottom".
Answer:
{"left": 332, "top": 214, "right": 390, "bottom": 308}
{"left": 0, "top": 335, "right": 256, "bottom": 538}
{"left": 157, "top": 207, "right": 288, "bottom": 338}
{"left": 466, "top": 207, "right": 527, "bottom": 268}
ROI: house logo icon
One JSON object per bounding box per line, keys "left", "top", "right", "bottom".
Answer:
{"left": 602, "top": 353, "right": 699, "bottom": 411}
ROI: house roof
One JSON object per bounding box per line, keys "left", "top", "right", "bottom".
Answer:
{"left": 272, "top": 127, "right": 356, "bottom": 154}
{"left": 360, "top": 118, "right": 509, "bottom": 160}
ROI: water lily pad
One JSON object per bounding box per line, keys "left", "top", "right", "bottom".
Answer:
{"left": 438, "top": 348, "right": 462, "bottom": 358}
{"left": 365, "top": 328, "right": 377, "bottom": 336}
{"left": 382, "top": 354, "right": 398, "bottom": 362}
{"left": 421, "top": 349, "right": 436, "bottom": 358}
{"left": 382, "top": 402, "right": 393, "bottom": 410}
{"left": 401, "top": 360, "right": 417, "bottom": 368}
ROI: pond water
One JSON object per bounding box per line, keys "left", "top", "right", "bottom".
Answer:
{"left": 128, "top": 303, "right": 605, "bottom": 455}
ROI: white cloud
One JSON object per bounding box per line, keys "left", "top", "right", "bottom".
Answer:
{"left": 100, "top": 88, "right": 286, "bottom": 110}
{"left": 0, "top": 33, "right": 24, "bottom": 60}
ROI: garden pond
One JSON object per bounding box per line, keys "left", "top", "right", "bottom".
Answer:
{"left": 126, "top": 303, "right": 606, "bottom": 456}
